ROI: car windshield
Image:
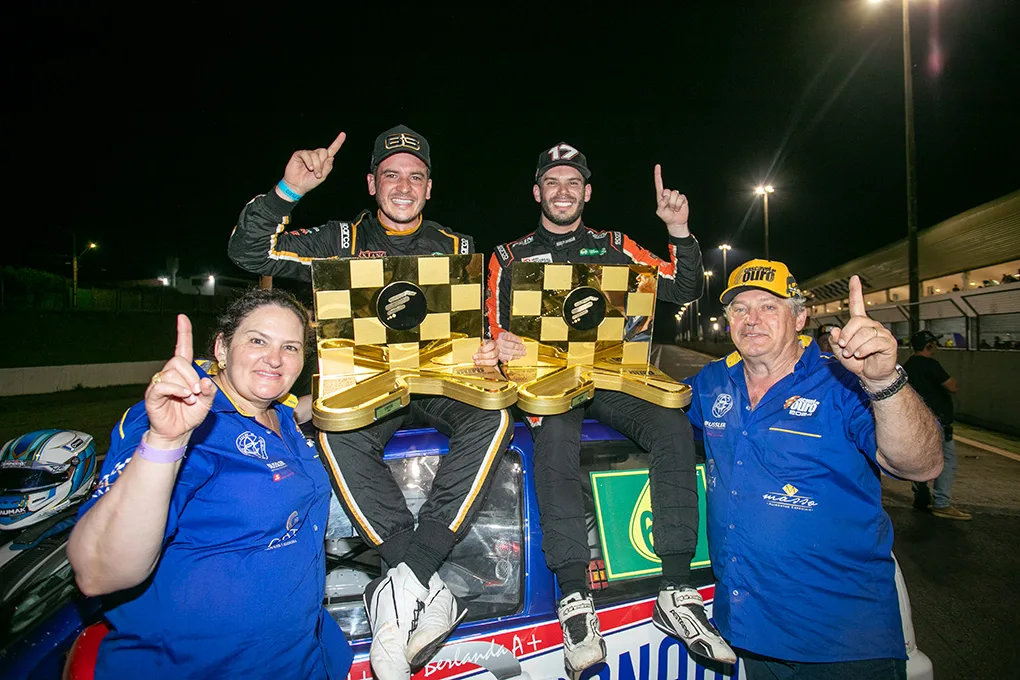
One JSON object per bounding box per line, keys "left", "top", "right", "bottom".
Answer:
{"left": 323, "top": 447, "right": 524, "bottom": 640}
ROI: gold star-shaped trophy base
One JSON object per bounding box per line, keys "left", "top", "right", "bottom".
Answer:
{"left": 502, "top": 342, "right": 690, "bottom": 416}
{"left": 311, "top": 339, "right": 516, "bottom": 432}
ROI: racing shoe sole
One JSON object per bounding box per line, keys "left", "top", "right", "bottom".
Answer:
{"left": 408, "top": 604, "right": 468, "bottom": 671}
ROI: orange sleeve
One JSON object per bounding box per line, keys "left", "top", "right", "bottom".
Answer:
{"left": 621, "top": 234, "right": 676, "bottom": 277}
{"left": 485, "top": 252, "right": 508, "bottom": 339}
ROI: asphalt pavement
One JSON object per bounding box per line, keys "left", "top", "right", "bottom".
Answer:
{"left": 656, "top": 345, "right": 1020, "bottom": 680}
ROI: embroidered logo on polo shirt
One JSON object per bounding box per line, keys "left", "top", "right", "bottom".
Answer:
{"left": 762, "top": 484, "right": 818, "bottom": 512}
{"left": 784, "top": 396, "right": 819, "bottom": 417}
{"left": 267, "top": 510, "right": 300, "bottom": 550}
{"left": 236, "top": 432, "right": 268, "bottom": 460}
{"left": 267, "top": 459, "right": 294, "bottom": 482}
{"left": 711, "top": 393, "right": 733, "bottom": 418}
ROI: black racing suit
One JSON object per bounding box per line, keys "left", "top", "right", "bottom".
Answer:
{"left": 486, "top": 221, "right": 705, "bottom": 592}
{"left": 229, "top": 188, "right": 512, "bottom": 571}
{"left": 228, "top": 189, "right": 473, "bottom": 279}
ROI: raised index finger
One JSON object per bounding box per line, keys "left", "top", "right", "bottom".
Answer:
{"left": 847, "top": 275, "right": 867, "bottom": 317}
{"left": 175, "top": 314, "right": 194, "bottom": 362}
{"left": 326, "top": 132, "right": 347, "bottom": 157}
{"left": 654, "top": 164, "right": 665, "bottom": 197}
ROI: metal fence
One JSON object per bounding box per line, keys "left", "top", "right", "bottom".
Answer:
{"left": 807, "top": 282, "right": 1020, "bottom": 350}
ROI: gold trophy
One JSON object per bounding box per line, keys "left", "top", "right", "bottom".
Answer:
{"left": 502, "top": 262, "right": 691, "bottom": 414}
{"left": 310, "top": 254, "right": 516, "bottom": 431}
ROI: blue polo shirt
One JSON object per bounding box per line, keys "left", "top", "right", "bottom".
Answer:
{"left": 686, "top": 338, "right": 904, "bottom": 663}
{"left": 78, "top": 363, "right": 352, "bottom": 679}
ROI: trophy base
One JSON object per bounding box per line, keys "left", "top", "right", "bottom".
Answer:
{"left": 311, "top": 365, "right": 516, "bottom": 432}
{"left": 504, "top": 358, "right": 690, "bottom": 415}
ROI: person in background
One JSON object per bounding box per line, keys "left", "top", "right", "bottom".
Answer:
{"left": 906, "top": 330, "right": 971, "bottom": 520}
{"left": 815, "top": 323, "right": 839, "bottom": 354}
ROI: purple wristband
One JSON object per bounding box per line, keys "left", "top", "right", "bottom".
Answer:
{"left": 136, "top": 439, "right": 187, "bottom": 464}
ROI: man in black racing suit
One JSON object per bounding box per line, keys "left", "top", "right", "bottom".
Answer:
{"left": 485, "top": 143, "right": 736, "bottom": 674}
{"left": 228, "top": 125, "right": 510, "bottom": 680}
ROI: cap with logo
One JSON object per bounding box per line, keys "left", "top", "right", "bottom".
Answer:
{"left": 720, "top": 258, "right": 803, "bottom": 304}
{"left": 910, "top": 329, "right": 941, "bottom": 351}
{"left": 535, "top": 142, "right": 591, "bottom": 182}
{"left": 370, "top": 124, "right": 431, "bottom": 173}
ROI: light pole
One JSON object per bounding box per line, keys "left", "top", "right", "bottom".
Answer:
{"left": 717, "top": 244, "right": 732, "bottom": 283}
{"left": 72, "top": 236, "right": 97, "bottom": 309}
{"left": 701, "top": 270, "right": 713, "bottom": 340}
{"left": 869, "top": 0, "right": 921, "bottom": 335}
{"left": 755, "top": 186, "right": 775, "bottom": 259}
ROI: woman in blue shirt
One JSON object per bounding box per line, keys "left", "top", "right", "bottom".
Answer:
{"left": 68, "top": 288, "right": 353, "bottom": 679}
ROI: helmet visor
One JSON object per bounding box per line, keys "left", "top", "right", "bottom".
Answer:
{"left": 0, "top": 465, "right": 72, "bottom": 493}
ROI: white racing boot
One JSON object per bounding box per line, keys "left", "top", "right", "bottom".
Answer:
{"left": 364, "top": 563, "right": 429, "bottom": 679}
{"left": 406, "top": 571, "right": 468, "bottom": 669}
{"left": 557, "top": 591, "right": 606, "bottom": 674}
{"left": 652, "top": 585, "right": 737, "bottom": 664}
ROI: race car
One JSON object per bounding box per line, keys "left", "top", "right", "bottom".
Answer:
{"left": 1, "top": 421, "right": 932, "bottom": 680}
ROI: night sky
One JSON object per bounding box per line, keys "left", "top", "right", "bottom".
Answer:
{"left": 14, "top": 2, "right": 1019, "bottom": 298}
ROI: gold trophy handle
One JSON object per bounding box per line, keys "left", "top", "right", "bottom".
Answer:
{"left": 515, "top": 365, "right": 596, "bottom": 416}
{"left": 312, "top": 371, "right": 412, "bottom": 431}
{"left": 590, "top": 368, "right": 691, "bottom": 409}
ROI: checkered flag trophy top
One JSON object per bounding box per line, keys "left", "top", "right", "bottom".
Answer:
{"left": 311, "top": 254, "right": 516, "bottom": 430}
{"left": 503, "top": 261, "right": 691, "bottom": 415}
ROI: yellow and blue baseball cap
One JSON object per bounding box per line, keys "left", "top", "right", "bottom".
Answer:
{"left": 720, "top": 258, "right": 803, "bottom": 304}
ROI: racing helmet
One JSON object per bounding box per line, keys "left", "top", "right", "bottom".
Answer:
{"left": 0, "top": 430, "right": 97, "bottom": 531}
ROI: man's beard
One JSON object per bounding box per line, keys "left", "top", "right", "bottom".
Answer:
{"left": 378, "top": 196, "right": 422, "bottom": 225}
{"left": 541, "top": 196, "right": 585, "bottom": 226}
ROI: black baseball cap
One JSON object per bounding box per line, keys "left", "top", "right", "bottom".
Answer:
{"left": 535, "top": 142, "right": 591, "bottom": 181}
{"left": 370, "top": 124, "right": 431, "bottom": 173}
{"left": 910, "top": 329, "right": 941, "bottom": 350}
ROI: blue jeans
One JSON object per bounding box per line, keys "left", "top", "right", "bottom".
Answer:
{"left": 912, "top": 438, "right": 957, "bottom": 508}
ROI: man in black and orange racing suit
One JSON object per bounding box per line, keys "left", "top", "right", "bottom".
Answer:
{"left": 228, "top": 125, "right": 511, "bottom": 680}
{"left": 485, "top": 142, "right": 735, "bottom": 674}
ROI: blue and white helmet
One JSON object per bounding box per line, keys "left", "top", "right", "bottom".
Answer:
{"left": 0, "top": 430, "right": 97, "bottom": 531}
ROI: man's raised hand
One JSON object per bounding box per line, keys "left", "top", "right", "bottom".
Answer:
{"left": 278, "top": 132, "right": 347, "bottom": 200}
{"left": 654, "top": 164, "right": 690, "bottom": 237}
{"left": 829, "top": 276, "right": 899, "bottom": 387}
{"left": 144, "top": 315, "right": 217, "bottom": 449}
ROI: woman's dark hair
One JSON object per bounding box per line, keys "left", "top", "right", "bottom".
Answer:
{"left": 208, "top": 287, "right": 313, "bottom": 357}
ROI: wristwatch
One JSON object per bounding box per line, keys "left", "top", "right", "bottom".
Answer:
{"left": 859, "top": 364, "right": 909, "bottom": 401}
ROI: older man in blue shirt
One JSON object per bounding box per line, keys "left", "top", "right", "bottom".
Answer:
{"left": 686, "top": 259, "right": 942, "bottom": 680}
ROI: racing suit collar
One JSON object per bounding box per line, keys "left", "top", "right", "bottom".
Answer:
{"left": 534, "top": 220, "right": 584, "bottom": 248}
{"left": 372, "top": 210, "right": 423, "bottom": 237}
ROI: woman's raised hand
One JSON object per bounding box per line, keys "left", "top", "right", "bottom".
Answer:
{"left": 144, "top": 315, "right": 218, "bottom": 447}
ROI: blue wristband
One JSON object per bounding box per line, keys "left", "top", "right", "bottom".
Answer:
{"left": 277, "top": 180, "right": 303, "bottom": 202}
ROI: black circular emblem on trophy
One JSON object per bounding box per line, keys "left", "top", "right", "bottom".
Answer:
{"left": 563, "top": 287, "right": 607, "bottom": 331}
{"left": 377, "top": 281, "right": 428, "bottom": 330}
